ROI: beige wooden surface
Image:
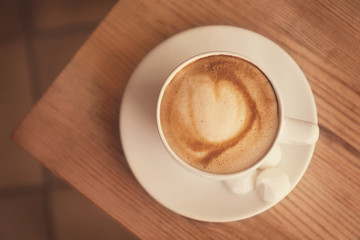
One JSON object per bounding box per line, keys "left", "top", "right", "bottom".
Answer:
{"left": 13, "top": 0, "right": 360, "bottom": 239}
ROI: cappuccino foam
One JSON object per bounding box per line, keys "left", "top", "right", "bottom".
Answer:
{"left": 160, "top": 55, "right": 279, "bottom": 174}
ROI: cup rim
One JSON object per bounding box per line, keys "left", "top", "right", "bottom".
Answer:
{"left": 156, "top": 51, "right": 284, "bottom": 180}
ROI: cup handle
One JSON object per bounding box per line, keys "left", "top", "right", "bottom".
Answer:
{"left": 223, "top": 170, "right": 257, "bottom": 195}
{"left": 224, "top": 118, "right": 318, "bottom": 195}
{"left": 279, "top": 117, "right": 319, "bottom": 145}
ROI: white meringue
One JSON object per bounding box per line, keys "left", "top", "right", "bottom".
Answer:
{"left": 256, "top": 168, "right": 290, "bottom": 202}
{"left": 223, "top": 170, "right": 257, "bottom": 194}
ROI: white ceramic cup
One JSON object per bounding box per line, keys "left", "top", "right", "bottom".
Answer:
{"left": 156, "top": 52, "right": 319, "bottom": 197}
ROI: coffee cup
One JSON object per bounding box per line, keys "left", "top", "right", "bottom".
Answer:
{"left": 156, "top": 52, "right": 319, "bottom": 200}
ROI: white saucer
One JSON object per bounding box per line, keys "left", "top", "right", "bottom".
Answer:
{"left": 119, "top": 26, "right": 318, "bottom": 222}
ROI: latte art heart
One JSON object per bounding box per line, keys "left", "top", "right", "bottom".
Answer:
{"left": 184, "top": 77, "right": 247, "bottom": 142}
{"left": 160, "top": 55, "right": 279, "bottom": 174}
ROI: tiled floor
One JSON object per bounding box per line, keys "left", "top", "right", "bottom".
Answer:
{"left": 1, "top": 1, "right": 136, "bottom": 239}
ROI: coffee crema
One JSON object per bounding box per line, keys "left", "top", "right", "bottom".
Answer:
{"left": 160, "top": 54, "right": 279, "bottom": 174}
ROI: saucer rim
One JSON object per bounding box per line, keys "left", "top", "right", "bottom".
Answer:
{"left": 119, "top": 25, "right": 318, "bottom": 222}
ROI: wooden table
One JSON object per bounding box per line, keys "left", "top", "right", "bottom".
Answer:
{"left": 13, "top": 0, "right": 360, "bottom": 239}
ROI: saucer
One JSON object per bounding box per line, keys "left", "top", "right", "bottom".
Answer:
{"left": 119, "top": 25, "right": 318, "bottom": 222}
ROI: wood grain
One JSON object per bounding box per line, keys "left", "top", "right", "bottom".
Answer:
{"left": 13, "top": 0, "right": 360, "bottom": 239}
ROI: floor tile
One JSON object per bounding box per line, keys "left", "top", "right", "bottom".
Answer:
{"left": 31, "top": 0, "right": 118, "bottom": 30}
{"left": 0, "top": 40, "right": 43, "bottom": 188}
{"left": 0, "top": 0, "right": 22, "bottom": 38}
{"left": 0, "top": 194, "right": 47, "bottom": 240}
{"left": 45, "top": 168, "right": 70, "bottom": 189}
{"left": 51, "top": 188, "right": 137, "bottom": 240}
{"left": 33, "top": 31, "right": 92, "bottom": 96}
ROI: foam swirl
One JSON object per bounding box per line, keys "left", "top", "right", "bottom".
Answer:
{"left": 160, "top": 55, "right": 279, "bottom": 174}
